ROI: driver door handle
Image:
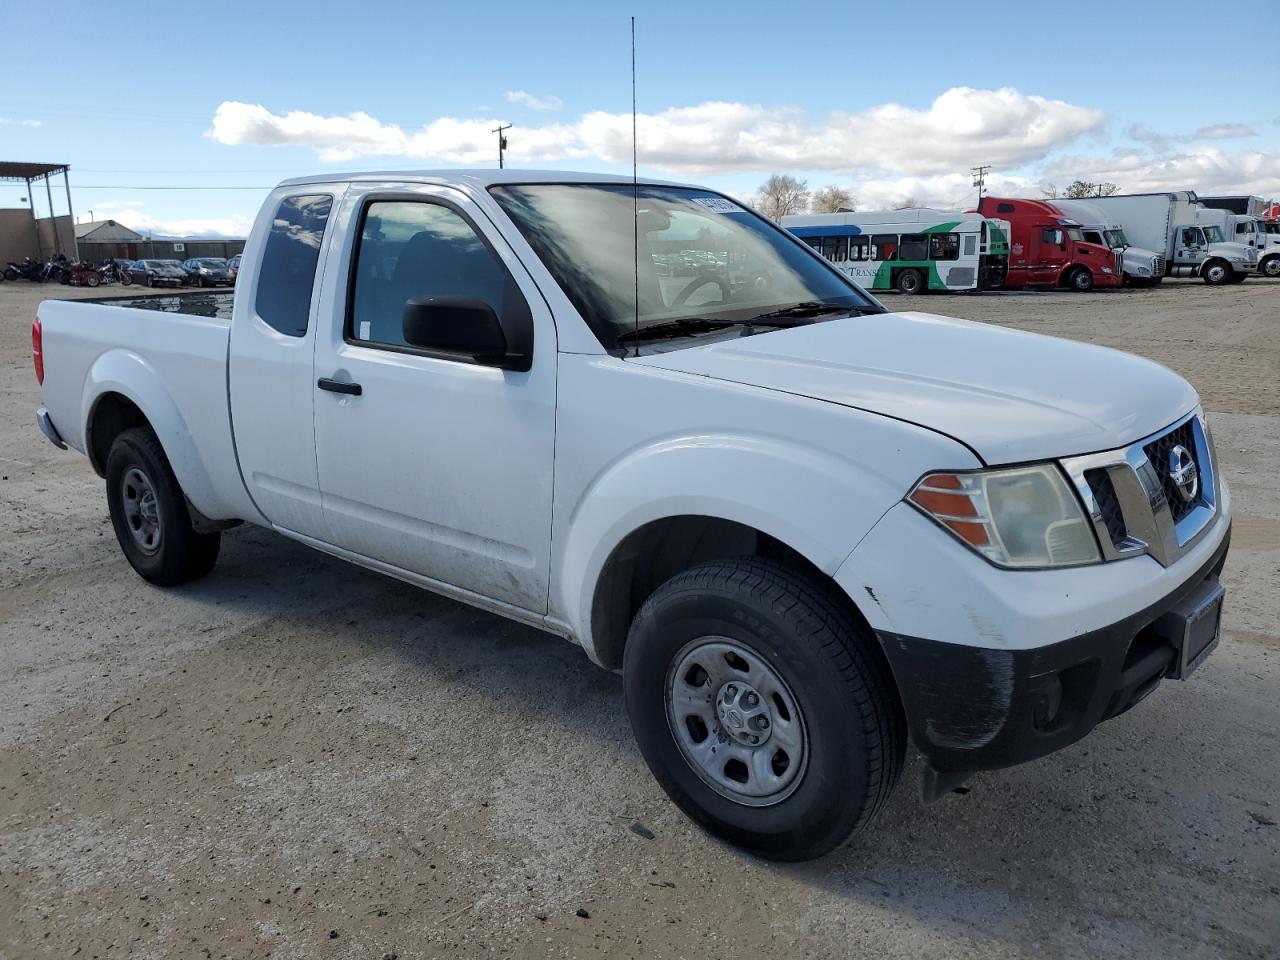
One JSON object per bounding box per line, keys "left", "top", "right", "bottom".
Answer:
{"left": 317, "top": 377, "right": 362, "bottom": 396}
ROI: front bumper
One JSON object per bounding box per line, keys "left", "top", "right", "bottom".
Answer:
{"left": 875, "top": 525, "right": 1230, "bottom": 776}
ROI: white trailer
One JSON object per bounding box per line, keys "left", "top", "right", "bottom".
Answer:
{"left": 1049, "top": 198, "right": 1164, "bottom": 285}
{"left": 1084, "top": 192, "right": 1257, "bottom": 285}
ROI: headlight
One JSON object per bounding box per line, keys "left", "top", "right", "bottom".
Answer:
{"left": 908, "top": 464, "right": 1101, "bottom": 569}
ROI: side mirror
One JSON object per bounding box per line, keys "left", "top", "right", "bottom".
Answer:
{"left": 402, "top": 297, "right": 519, "bottom": 368}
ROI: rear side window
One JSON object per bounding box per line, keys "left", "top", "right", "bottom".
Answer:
{"left": 255, "top": 194, "right": 332, "bottom": 337}
{"left": 899, "top": 233, "right": 929, "bottom": 261}
{"left": 871, "top": 234, "right": 898, "bottom": 261}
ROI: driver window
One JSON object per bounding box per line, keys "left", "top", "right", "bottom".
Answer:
{"left": 1182, "top": 228, "right": 1200, "bottom": 246}
{"left": 348, "top": 200, "right": 509, "bottom": 349}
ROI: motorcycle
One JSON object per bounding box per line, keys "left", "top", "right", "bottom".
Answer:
{"left": 5, "top": 258, "right": 45, "bottom": 282}
{"left": 98, "top": 260, "right": 132, "bottom": 286}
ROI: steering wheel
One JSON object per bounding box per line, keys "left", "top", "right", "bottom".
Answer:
{"left": 673, "top": 273, "right": 730, "bottom": 306}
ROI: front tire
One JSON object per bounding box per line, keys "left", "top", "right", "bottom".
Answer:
{"left": 1261, "top": 255, "right": 1280, "bottom": 279}
{"left": 105, "top": 428, "right": 220, "bottom": 586}
{"left": 1068, "top": 267, "right": 1094, "bottom": 292}
{"left": 1203, "top": 260, "right": 1230, "bottom": 285}
{"left": 623, "top": 558, "right": 905, "bottom": 861}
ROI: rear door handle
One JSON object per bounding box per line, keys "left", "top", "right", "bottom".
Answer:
{"left": 317, "top": 377, "right": 362, "bottom": 396}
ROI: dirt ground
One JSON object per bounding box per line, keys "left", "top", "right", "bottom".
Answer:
{"left": 1, "top": 278, "right": 1277, "bottom": 960}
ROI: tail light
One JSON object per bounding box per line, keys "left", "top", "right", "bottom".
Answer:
{"left": 32, "top": 315, "right": 44, "bottom": 385}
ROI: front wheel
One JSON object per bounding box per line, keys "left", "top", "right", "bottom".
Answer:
{"left": 120, "top": 271, "right": 133, "bottom": 286}
{"left": 623, "top": 558, "right": 905, "bottom": 861}
{"left": 1261, "top": 256, "right": 1280, "bottom": 279}
{"left": 105, "top": 428, "right": 220, "bottom": 586}
{"left": 1068, "top": 267, "right": 1094, "bottom": 292}
{"left": 1226, "top": 272, "right": 1248, "bottom": 284}
{"left": 1203, "top": 260, "right": 1230, "bottom": 285}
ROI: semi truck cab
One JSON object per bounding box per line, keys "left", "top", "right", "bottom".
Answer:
{"left": 977, "top": 197, "right": 1123, "bottom": 291}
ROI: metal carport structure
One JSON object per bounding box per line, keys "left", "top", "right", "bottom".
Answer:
{"left": 0, "top": 161, "right": 75, "bottom": 258}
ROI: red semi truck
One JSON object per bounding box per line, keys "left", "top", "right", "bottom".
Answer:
{"left": 976, "top": 196, "right": 1123, "bottom": 291}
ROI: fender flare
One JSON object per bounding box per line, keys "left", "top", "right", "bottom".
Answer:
{"left": 82, "top": 349, "right": 225, "bottom": 518}
{"left": 553, "top": 432, "right": 932, "bottom": 660}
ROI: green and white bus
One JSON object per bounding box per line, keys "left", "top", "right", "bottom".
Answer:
{"left": 782, "top": 209, "right": 1010, "bottom": 294}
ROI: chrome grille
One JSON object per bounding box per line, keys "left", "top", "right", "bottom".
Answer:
{"left": 1152, "top": 255, "right": 1166, "bottom": 277}
{"left": 1061, "top": 411, "right": 1219, "bottom": 567}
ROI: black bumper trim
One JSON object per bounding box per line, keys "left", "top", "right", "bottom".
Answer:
{"left": 877, "top": 524, "right": 1230, "bottom": 774}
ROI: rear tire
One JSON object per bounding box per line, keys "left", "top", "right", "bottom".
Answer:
{"left": 1068, "top": 267, "right": 1094, "bottom": 292}
{"left": 623, "top": 558, "right": 905, "bottom": 861}
{"left": 895, "top": 268, "right": 925, "bottom": 295}
{"left": 105, "top": 427, "right": 220, "bottom": 586}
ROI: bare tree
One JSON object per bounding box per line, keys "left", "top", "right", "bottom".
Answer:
{"left": 1041, "top": 182, "right": 1060, "bottom": 199}
{"left": 893, "top": 196, "right": 919, "bottom": 210}
{"left": 1063, "top": 180, "right": 1120, "bottom": 198}
{"left": 755, "top": 174, "right": 810, "bottom": 221}
{"left": 811, "top": 185, "right": 857, "bottom": 214}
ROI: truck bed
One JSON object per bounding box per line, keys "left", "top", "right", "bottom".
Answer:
{"left": 37, "top": 297, "right": 255, "bottom": 523}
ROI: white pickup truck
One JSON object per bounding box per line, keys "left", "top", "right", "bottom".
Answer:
{"left": 34, "top": 171, "right": 1232, "bottom": 860}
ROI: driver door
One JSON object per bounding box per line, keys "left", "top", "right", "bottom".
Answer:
{"left": 310, "top": 185, "right": 558, "bottom": 613}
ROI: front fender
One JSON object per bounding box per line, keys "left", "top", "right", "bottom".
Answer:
{"left": 83, "top": 349, "right": 227, "bottom": 519}
{"left": 553, "top": 431, "right": 976, "bottom": 659}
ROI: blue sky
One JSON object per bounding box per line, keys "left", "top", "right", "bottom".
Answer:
{"left": 2, "top": 0, "right": 1275, "bottom": 237}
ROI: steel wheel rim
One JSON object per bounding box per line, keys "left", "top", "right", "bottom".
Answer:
{"left": 1265, "top": 260, "right": 1280, "bottom": 278}
{"left": 665, "top": 637, "right": 808, "bottom": 807}
{"left": 120, "top": 466, "right": 162, "bottom": 555}
{"left": 1207, "top": 265, "right": 1226, "bottom": 282}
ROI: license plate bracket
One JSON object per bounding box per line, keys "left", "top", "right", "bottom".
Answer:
{"left": 1158, "top": 579, "right": 1224, "bottom": 680}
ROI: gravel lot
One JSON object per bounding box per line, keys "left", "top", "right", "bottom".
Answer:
{"left": 1, "top": 279, "right": 1277, "bottom": 959}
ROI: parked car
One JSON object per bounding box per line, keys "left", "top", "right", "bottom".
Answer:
{"left": 32, "top": 170, "right": 1231, "bottom": 861}
{"left": 128, "top": 259, "right": 188, "bottom": 288}
{"left": 227, "top": 253, "right": 242, "bottom": 282}
{"left": 181, "top": 257, "right": 234, "bottom": 287}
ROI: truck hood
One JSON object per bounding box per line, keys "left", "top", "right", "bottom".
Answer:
{"left": 633, "top": 311, "right": 1198, "bottom": 464}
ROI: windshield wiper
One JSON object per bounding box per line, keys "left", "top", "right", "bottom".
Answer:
{"left": 747, "top": 300, "right": 872, "bottom": 323}
{"left": 615, "top": 317, "right": 744, "bottom": 344}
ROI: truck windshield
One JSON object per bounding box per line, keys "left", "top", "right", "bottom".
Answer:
{"left": 1203, "top": 226, "right": 1225, "bottom": 243}
{"left": 1103, "top": 229, "right": 1128, "bottom": 248}
{"left": 490, "top": 183, "right": 876, "bottom": 352}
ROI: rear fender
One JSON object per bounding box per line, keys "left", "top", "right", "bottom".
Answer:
{"left": 83, "top": 349, "right": 224, "bottom": 518}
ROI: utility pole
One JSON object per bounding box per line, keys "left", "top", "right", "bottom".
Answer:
{"left": 492, "top": 123, "right": 512, "bottom": 169}
{"left": 971, "top": 164, "right": 991, "bottom": 202}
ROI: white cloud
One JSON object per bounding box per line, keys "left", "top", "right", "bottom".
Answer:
{"left": 206, "top": 87, "right": 1103, "bottom": 176}
{"left": 0, "top": 117, "right": 43, "bottom": 127}
{"left": 90, "top": 203, "right": 254, "bottom": 238}
{"left": 504, "top": 90, "right": 563, "bottom": 111}
{"left": 1045, "top": 146, "right": 1280, "bottom": 198}
{"left": 1193, "top": 123, "right": 1256, "bottom": 140}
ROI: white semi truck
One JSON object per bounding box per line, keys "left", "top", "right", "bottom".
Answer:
{"left": 1083, "top": 192, "right": 1257, "bottom": 284}
{"left": 1048, "top": 198, "right": 1165, "bottom": 285}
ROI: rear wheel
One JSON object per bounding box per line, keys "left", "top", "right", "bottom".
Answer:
{"left": 895, "top": 268, "right": 924, "bottom": 295}
{"left": 105, "top": 428, "right": 220, "bottom": 585}
{"left": 623, "top": 558, "right": 905, "bottom": 861}
{"left": 86, "top": 272, "right": 101, "bottom": 287}
{"left": 1202, "top": 260, "right": 1230, "bottom": 285}
{"left": 1068, "top": 267, "right": 1094, "bottom": 292}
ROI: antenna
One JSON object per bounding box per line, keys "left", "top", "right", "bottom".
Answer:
{"left": 631, "top": 15, "right": 640, "bottom": 356}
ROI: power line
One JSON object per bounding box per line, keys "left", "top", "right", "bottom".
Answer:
{"left": 971, "top": 164, "right": 992, "bottom": 201}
